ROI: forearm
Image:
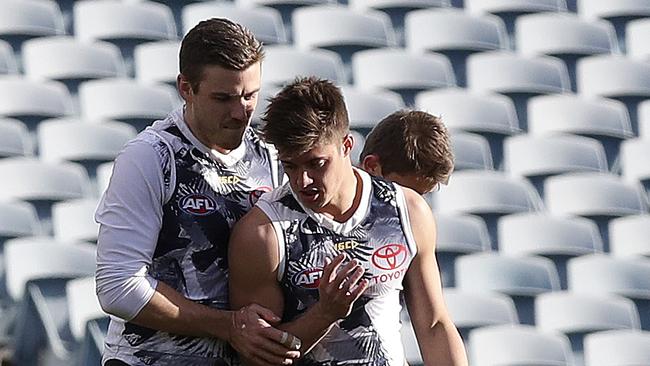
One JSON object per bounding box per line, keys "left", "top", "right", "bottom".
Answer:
{"left": 130, "top": 281, "right": 233, "bottom": 340}
{"left": 419, "top": 319, "right": 468, "bottom": 366}
{"left": 277, "top": 302, "right": 337, "bottom": 354}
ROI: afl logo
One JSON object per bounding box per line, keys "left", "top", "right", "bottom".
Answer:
{"left": 249, "top": 186, "right": 272, "bottom": 205}
{"left": 372, "top": 244, "right": 407, "bottom": 270}
{"left": 292, "top": 268, "right": 323, "bottom": 289}
{"left": 179, "top": 193, "right": 217, "bottom": 215}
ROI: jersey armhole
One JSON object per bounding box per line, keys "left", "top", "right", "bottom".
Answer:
{"left": 255, "top": 200, "right": 287, "bottom": 282}
{"left": 147, "top": 130, "right": 176, "bottom": 205}
{"left": 395, "top": 185, "right": 418, "bottom": 257}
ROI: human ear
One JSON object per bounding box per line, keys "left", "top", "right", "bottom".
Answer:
{"left": 361, "top": 154, "right": 383, "bottom": 176}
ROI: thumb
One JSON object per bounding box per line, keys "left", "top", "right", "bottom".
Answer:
{"left": 250, "top": 303, "right": 281, "bottom": 324}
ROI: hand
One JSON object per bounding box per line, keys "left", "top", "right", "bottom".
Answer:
{"left": 229, "top": 303, "right": 301, "bottom": 366}
{"left": 315, "top": 253, "right": 369, "bottom": 322}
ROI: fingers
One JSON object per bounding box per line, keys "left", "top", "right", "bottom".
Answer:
{"left": 322, "top": 253, "right": 345, "bottom": 282}
{"left": 331, "top": 259, "right": 363, "bottom": 291}
{"left": 348, "top": 278, "right": 369, "bottom": 301}
{"left": 247, "top": 303, "right": 282, "bottom": 324}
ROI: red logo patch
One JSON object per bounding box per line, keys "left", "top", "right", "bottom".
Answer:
{"left": 292, "top": 268, "right": 323, "bottom": 289}
{"left": 372, "top": 244, "right": 407, "bottom": 270}
{"left": 179, "top": 194, "right": 217, "bottom": 215}
{"left": 249, "top": 186, "right": 272, "bottom": 205}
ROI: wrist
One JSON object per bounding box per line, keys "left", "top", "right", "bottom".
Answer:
{"left": 309, "top": 301, "right": 340, "bottom": 326}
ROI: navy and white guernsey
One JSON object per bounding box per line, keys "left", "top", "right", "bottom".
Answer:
{"left": 101, "top": 108, "right": 282, "bottom": 365}
{"left": 256, "top": 169, "right": 418, "bottom": 365}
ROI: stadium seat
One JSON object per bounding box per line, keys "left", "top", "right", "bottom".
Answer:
{"left": 464, "top": 0, "right": 568, "bottom": 44}
{"left": 536, "top": 291, "right": 641, "bottom": 366}
{"left": 353, "top": 48, "right": 456, "bottom": 106}
{"left": 250, "top": 85, "right": 280, "bottom": 127}
{"left": 435, "top": 213, "right": 492, "bottom": 287}
{"left": 568, "top": 254, "right": 650, "bottom": 330}
{"left": 405, "top": 8, "right": 508, "bottom": 86}
{"left": 0, "top": 157, "right": 92, "bottom": 234}
{"left": 609, "top": 215, "right": 650, "bottom": 258}
{"left": 416, "top": 88, "right": 519, "bottom": 168}
{"left": 469, "top": 324, "right": 574, "bottom": 366}
{"left": 0, "top": 0, "right": 66, "bottom": 53}
{"left": 51, "top": 198, "right": 100, "bottom": 244}
{"left": 73, "top": 0, "right": 177, "bottom": 74}
{"left": 527, "top": 94, "right": 634, "bottom": 170}
{"left": 37, "top": 118, "right": 136, "bottom": 179}
{"left": 341, "top": 86, "right": 405, "bottom": 134}
{"left": 515, "top": 12, "right": 617, "bottom": 91}
{"left": 22, "top": 36, "right": 127, "bottom": 95}
{"left": 0, "top": 76, "right": 74, "bottom": 131}
{"left": 499, "top": 213, "right": 603, "bottom": 289}
{"left": 544, "top": 172, "right": 647, "bottom": 251}
{"left": 65, "top": 276, "right": 108, "bottom": 366}
{"left": 621, "top": 138, "right": 650, "bottom": 198}
{"left": 349, "top": 130, "right": 365, "bottom": 166}
{"left": 466, "top": 51, "right": 571, "bottom": 130}
{"left": 4, "top": 238, "right": 97, "bottom": 366}
{"left": 261, "top": 45, "right": 346, "bottom": 87}
{"left": 640, "top": 99, "right": 650, "bottom": 140}
{"left": 626, "top": 18, "right": 650, "bottom": 61}
{"left": 96, "top": 162, "right": 114, "bottom": 197}
{"left": 449, "top": 132, "right": 494, "bottom": 171}
{"left": 0, "top": 40, "right": 17, "bottom": 75}
{"left": 0, "top": 118, "right": 32, "bottom": 158}
{"left": 292, "top": 5, "right": 397, "bottom": 71}
{"left": 444, "top": 289, "right": 519, "bottom": 343}
{"left": 503, "top": 134, "right": 608, "bottom": 194}
{"left": 433, "top": 170, "right": 543, "bottom": 247}
{"left": 584, "top": 329, "right": 650, "bottom": 366}
{"left": 576, "top": 55, "right": 650, "bottom": 135}
{"left": 577, "top": 0, "right": 650, "bottom": 53}
{"left": 134, "top": 40, "right": 180, "bottom": 86}
{"left": 78, "top": 78, "right": 181, "bottom": 132}
{"left": 456, "top": 252, "right": 560, "bottom": 325}
{"left": 182, "top": 2, "right": 287, "bottom": 45}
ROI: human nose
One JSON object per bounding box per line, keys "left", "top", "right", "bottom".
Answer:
{"left": 296, "top": 169, "right": 313, "bottom": 188}
{"left": 231, "top": 98, "right": 248, "bottom": 121}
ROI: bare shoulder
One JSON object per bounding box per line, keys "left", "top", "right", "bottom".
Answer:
{"left": 401, "top": 187, "right": 435, "bottom": 224}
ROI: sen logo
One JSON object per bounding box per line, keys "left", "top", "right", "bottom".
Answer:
{"left": 249, "top": 186, "right": 272, "bottom": 205}
{"left": 292, "top": 268, "right": 323, "bottom": 289}
{"left": 179, "top": 193, "right": 217, "bottom": 215}
{"left": 372, "top": 244, "right": 407, "bottom": 270}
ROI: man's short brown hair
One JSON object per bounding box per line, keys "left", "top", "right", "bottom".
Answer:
{"left": 180, "top": 18, "right": 264, "bottom": 91}
{"left": 262, "top": 77, "right": 350, "bottom": 156}
{"left": 360, "top": 110, "right": 454, "bottom": 186}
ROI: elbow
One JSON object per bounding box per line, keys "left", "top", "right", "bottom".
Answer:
{"left": 95, "top": 266, "right": 157, "bottom": 321}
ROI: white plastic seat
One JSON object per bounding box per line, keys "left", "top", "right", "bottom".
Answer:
{"left": 405, "top": 9, "right": 507, "bottom": 86}
{"left": 134, "top": 40, "right": 180, "bottom": 86}
{"left": 52, "top": 198, "right": 100, "bottom": 244}
{"left": 96, "top": 162, "right": 114, "bottom": 197}
{"left": 0, "top": 118, "right": 31, "bottom": 158}
{"left": 341, "top": 86, "right": 405, "bottom": 132}
{"left": 22, "top": 36, "right": 126, "bottom": 94}
{"left": 78, "top": 78, "right": 181, "bottom": 132}
{"left": 456, "top": 252, "right": 560, "bottom": 325}
{"left": 250, "top": 85, "right": 280, "bottom": 127}
{"left": 0, "top": 201, "right": 41, "bottom": 242}
{"left": 261, "top": 45, "right": 346, "bottom": 87}
{"left": 66, "top": 276, "right": 107, "bottom": 343}
{"left": 621, "top": 138, "right": 650, "bottom": 196}
{"left": 577, "top": 0, "right": 650, "bottom": 52}
{"left": 450, "top": 132, "right": 494, "bottom": 171}
{"left": 584, "top": 329, "right": 650, "bottom": 366}
{"left": 577, "top": 55, "right": 650, "bottom": 98}
{"left": 182, "top": 2, "right": 287, "bottom": 44}
{"left": 640, "top": 99, "right": 650, "bottom": 139}
{"left": 469, "top": 324, "right": 574, "bottom": 366}
{"left": 626, "top": 18, "right": 650, "bottom": 61}
{"left": 0, "top": 40, "right": 17, "bottom": 75}
{"left": 0, "top": 0, "right": 65, "bottom": 52}
{"left": 0, "top": 76, "right": 73, "bottom": 130}
{"left": 349, "top": 130, "right": 365, "bottom": 166}
{"left": 353, "top": 48, "right": 456, "bottom": 106}
{"left": 609, "top": 215, "right": 650, "bottom": 258}
{"left": 235, "top": 0, "right": 333, "bottom": 35}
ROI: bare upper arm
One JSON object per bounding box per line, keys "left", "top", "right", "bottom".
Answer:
{"left": 228, "top": 207, "right": 284, "bottom": 316}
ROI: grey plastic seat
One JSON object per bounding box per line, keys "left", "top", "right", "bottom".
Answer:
{"left": 353, "top": 49, "right": 456, "bottom": 106}
{"left": 621, "top": 138, "right": 650, "bottom": 198}
{"left": 626, "top": 18, "right": 650, "bottom": 61}
{"left": 0, "top": 118, "right": 32, "bottom": 158}
{"left": 609, "top": 215, "right": 650, "bottom": 258}
{"left": 182, "top": 2, "right": 287, "bottom": 44}
{"left": 22, "top": 36, "right": 127, "bottom": 94}
{"left": 0, "top": 0, "right": 66, "bottom": 52}
{"left": 577, "top": 0, "right": 650, "bottom": 52}
{"left": 435, "top": 213, "right": 492, "bottom": 287}
{"left": 405, "top": 8, "right": 508, "bottom": 86}
{"left": 456, "top": 252, "right": 560, "bottom": 325}
{"left": 504, "top": 134, "right": 608, "bottom": 194}
{"left": 293, "top": 5, "right": 397, "bottom": 68}
{"left": 444, "top": 289, "right": 519, "bottom": 343}
{"left": 450, "top": 132, "right": 494, "bottom": 171}
{"left": 584, "top": 329, "right": 650, "bottom": 366}
{"left": 499, "top": 213, "right": 603, "bottom": 289}
{"left": 78, "top": 78, "right": 181, "bottom": 132}
{"left": 416, "top": 88, "right": 519, "bottom": 168}
{"left": 0, "top": 40, "right": 18, "bottom": 75}
{"left": 568, "top": 254, "right": 650, "bottom": 330}
{"left": 262, "top": 45, "right": 346, "bottom": 87}
{"left": 536, "top": 291, "right": 641, "bottom": 366}
{"left": 0, "top": 76, "right": 74, "bottom": 130}
{"left": 469, "top": 324, "right": 574, "bottom": 366}
{"left": 134, "top": 40, "right": 180, "bottom": 86}
{"left": 341, "top": 86, "right": 405, "bottom": 133}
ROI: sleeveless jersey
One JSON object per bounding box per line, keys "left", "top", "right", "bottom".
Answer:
{"left": 104, "top": 108, "right": 282, "bottom": 365}
{"left": 256, "top": 169, "right": 418, "bottom": 366}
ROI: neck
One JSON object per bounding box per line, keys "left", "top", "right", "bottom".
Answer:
{"left": 322, "top": 168, "right": 363, "bottom": 222}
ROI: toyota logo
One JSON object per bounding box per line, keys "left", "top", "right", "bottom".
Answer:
{"left": 372, "top": 244, "right": 407, "bottom": 270}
